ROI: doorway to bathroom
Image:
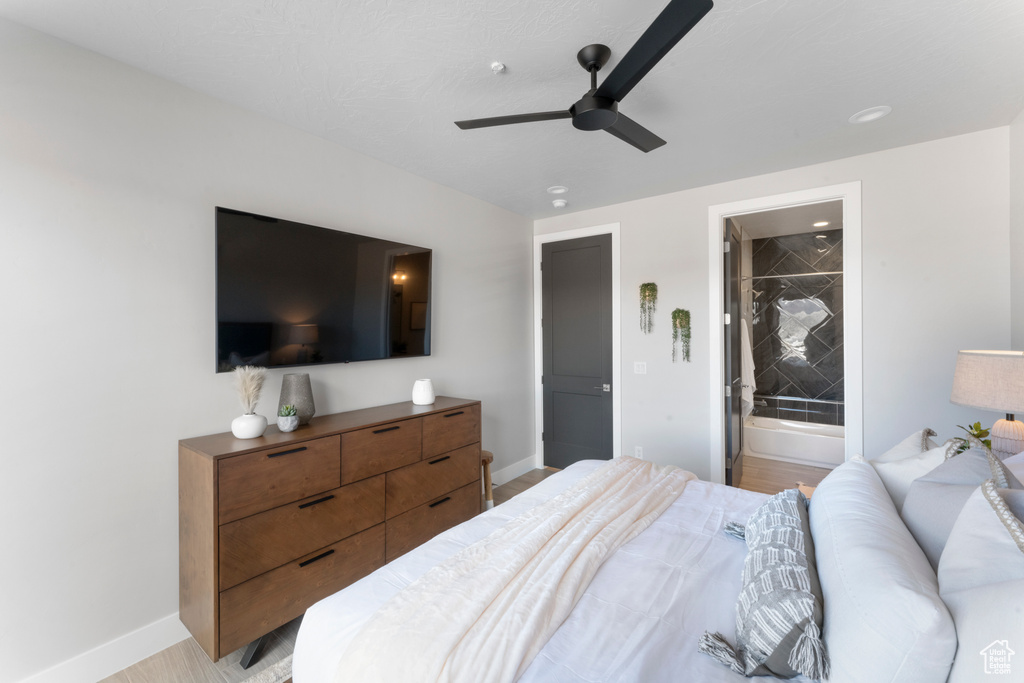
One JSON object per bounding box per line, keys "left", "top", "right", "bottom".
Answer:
{"left": 729, "top": 202, "right": 845, "bottom": 479}
{"left": 708, "top": 183, "right": 863, "bottom": 486}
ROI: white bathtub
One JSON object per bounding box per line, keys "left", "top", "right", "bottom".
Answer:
{"left": 742, "top": 416, "right": 845, "bottom": 468}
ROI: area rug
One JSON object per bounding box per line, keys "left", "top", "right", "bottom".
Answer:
{"left": 241, "top": 654, "right": 292, "bottom": 683}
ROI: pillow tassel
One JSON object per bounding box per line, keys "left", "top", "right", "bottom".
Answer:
{"left": 787, "top": 620, "right": 830, "bottom": 681}
{"left": 698, "top": 631, "right": 745, "bottom": 674}
{"left": 723, "top": 521, "right": 746, "bottom": 540}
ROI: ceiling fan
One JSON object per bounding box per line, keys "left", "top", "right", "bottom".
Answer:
{"left": 454, "top": 0, "right": 714, "bottom": 153}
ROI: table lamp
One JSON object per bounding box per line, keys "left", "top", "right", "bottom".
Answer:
{"left": 950, "top": 349, "right": 1024, "bottom": 459}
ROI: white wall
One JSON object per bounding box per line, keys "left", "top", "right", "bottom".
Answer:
{"left": 0, "top": 20, "right": 533, "bottom": 683}
{"left": 1010, "top": 109, "right": 1024, "bottom": 348}
{"left": 536, "top": 128, "right": 1011, "bottom": 479}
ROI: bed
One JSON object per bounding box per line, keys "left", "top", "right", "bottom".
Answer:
{"left": 293, "top": 440, "right": 1024, "bottom": 683}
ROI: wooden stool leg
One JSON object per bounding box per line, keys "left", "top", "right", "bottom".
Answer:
{"left": 483, "top": 460, "right": 493, "bottom": 510}
{"left": 481, "top": 450, "right": 494, "bottom": 510}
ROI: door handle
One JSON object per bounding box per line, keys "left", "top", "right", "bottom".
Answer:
{"left": 592, "top": 384, "right": 611, "bottom": 392}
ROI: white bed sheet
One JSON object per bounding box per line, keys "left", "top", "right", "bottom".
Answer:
{"left": 293, "top": 460, "right": 810, "bottom": 683}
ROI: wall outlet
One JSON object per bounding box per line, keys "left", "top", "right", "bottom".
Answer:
{"left": 634, "top": 446, "right": 643, "bottom": 459}
{"left": 634, "top": 362, "right": 647, "bottom": 374}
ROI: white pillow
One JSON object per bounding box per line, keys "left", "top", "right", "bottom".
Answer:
{"left": 872, "top": 429, "right": 940, "bottom": 463}
{"left": 870, "top": 429, "right": 943, "bottom": 512}
{"left": 810, "top": 458, "right": 956, "bottom": 683}
{"left": 1003, "top": 450, "right": 1024, "bottom": 481}
{"left": 938, "top": 483, "right": 1024, "bottom": 682}
{"left": 901, "top": 448, "right": 1023, "bottom": 569}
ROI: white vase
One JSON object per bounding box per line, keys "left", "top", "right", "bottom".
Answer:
{"left": 231, "top": 413, "right": 268, "bottom": 439}
{"left": 412, "top": 379, "right": 435, "bottom": 405}
{"left": 277, "top": 415, "right": 299, "bottom": 433}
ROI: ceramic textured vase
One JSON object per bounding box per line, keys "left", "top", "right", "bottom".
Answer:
{"left": 277, "top": 415, "right": 299, "bottom": 433}
{"left": 279, "top": 373, "right": 315, "bottom": 425}
{"left": 231, "top": 413, "right": 268, "bottom": 439}
{"left": 412, "top": 378, "right": 435, "bottom": 405}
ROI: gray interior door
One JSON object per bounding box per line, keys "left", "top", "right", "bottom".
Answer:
{"left": 542, "top": 234, "right": 613, "bottom": 469}
{"left": 725, "top": 221, "right": 743, "bottom": 486}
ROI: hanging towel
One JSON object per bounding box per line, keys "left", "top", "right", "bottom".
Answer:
{"left": 740, "top": 318, "right": 756, "bottom": 417}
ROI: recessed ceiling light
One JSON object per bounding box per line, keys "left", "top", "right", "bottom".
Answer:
{"left": 547, "top": 185, "right": 568, "bottom": 194}
{"left": 552, "top": 199, "right": 568, "bottom": 209}
{"left": 848, "top": 105, "right": 892, "bottom": 124}
{"left": 491, "top": 62, "right": 506, "bottom": 74}
{"left": 813, "top": 221, "right": 830, "bottom": 228}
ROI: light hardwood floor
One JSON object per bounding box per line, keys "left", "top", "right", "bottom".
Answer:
{"left": 102, "top": 459, "right": 821, "bottom": 682}
{"left": 737, "top": 455, "right": 833, "bottom": 495}
{"left": 492, "top": 467, "right": 560, "bottom": 505}
{"left": 100, "top": 614, "right": 300, "bottom": 683}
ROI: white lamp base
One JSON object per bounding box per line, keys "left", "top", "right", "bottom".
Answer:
{"left": 991, "top": 417, "right": 1024, "bottom": 460}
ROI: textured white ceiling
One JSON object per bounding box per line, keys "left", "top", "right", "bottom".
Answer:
{"left": 2, "top": 0, "right": 1022, "bottom": 219}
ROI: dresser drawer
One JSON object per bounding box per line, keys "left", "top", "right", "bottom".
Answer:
{"left": 219, "top": 523, "right": 385, "bottom": 655}
{"left": 422, "top": 404, "right": 480, "bottom": 458}
{"left": 217, "top": 436, "right": 341, "bottom": 525}
{"left": 341, "top": 418, "right": 422, "bottom": 484}
{"left": 219, "top": 475, "right": 384, "bottom": 590}
{"left": 386, "top": 444, "right": 480, "bottom": 519}
{"left": 385, "top": 481, "right": 480, "bottom": 562}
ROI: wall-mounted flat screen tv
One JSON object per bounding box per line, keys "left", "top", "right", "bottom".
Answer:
{"left": 216, "top": 207, "right": 431, "bottom": 372}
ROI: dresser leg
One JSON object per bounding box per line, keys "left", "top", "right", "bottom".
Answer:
{"left": 239, "top": 635, "right": 267, "bottom": 670}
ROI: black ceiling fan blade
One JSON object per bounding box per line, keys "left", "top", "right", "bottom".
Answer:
{"left": 455, "top": 110, "right": 572, "bottom": 130}
{"left": 604, "top": 112, "right": 666, "bottom": 152}
{"left": 594, "top": 0, "right": 713, "bottom": 104}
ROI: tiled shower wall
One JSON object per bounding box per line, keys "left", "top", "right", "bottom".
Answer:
{"left": 750, "top": 229, "right": 844, "bottom": 426}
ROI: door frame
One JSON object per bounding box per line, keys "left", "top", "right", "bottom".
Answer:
{"left": 707, "top": 183, "right": 864, "bottom": 484}
{"left": 534, "top": 224, "right": 622, "bottom": 468}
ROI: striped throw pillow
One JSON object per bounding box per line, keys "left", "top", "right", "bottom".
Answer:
{"left": 699, "top": 488, "right": 829, "bottom": 679}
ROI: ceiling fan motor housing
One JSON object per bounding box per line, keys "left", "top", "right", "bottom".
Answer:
{"left": 570, "top": 95, "right": 619, "bottom": 131}
{"left": 577, "top": 44, "right": 612, "bottom": 72}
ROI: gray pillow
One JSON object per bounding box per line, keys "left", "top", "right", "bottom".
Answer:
{"left": 699, "top": 489, "right": 828, "bottom": 679}
{"left": 901, "top": 447, "right": 1023, "bottom": 569}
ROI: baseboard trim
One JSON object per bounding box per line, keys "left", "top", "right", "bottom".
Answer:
{"left": 19, "top": 612, "right": 190, "bottom": 683}
{"left": 491, "top": 454, "right": 539, "bottom": 488}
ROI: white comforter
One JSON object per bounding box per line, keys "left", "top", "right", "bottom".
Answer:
{"left": 294, "top": 460, "right": 811, "bottom": 683}
{"left": 334, "top": 458, "right": 693, "bottom": 682}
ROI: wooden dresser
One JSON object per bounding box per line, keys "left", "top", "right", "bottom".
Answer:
{"left": 179, "top": 396, "right": 482, "bottom": 661}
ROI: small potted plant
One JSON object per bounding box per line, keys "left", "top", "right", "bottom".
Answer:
{"left": 278, "top": 404, "right": 299, "bottom": 433}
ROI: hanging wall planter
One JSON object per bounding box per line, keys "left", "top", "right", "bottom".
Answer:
{"left": 672, "top": 308, "right": 691, "bottom": 363}
{"left": 639, "top": 283, "right": 658, "bottom": 334}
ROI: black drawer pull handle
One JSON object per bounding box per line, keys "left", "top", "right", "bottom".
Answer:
{"left": 268, "top": 446, "right": 307, "bottom": 458}
{"left": 443, "top": 411, "right": 465, "bottom": 418}
{"left": 299, "top": 549, "right": 335, "bottom": 568}
{"left": 428, "top": 456, "right": 450, "bottom": 465}
{"left": 298, "top": 494, "right": 335, "bottom": 509}
{"left": 429, "top": 496, "right": 452, "bottom": 508}
{"left": 373, "top": 426, "right": 400, "bottom": 434}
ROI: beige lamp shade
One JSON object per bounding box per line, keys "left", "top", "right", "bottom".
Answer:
{"left": 950, "top": 350, "right": 1024, "bottom": 458}
{"left": 950, "top": 350, "right": 1024, "bottom": 414}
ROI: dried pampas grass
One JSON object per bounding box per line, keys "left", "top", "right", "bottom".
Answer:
{"left": 234, "top": 365, "right": 267, "bottom": 415}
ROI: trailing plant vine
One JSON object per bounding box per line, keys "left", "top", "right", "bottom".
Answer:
{"left": 639, "top": 283, "right": 658, "bottom": 334}
{"left": 672, "top": 308, "right": 691, "bottom": 363}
